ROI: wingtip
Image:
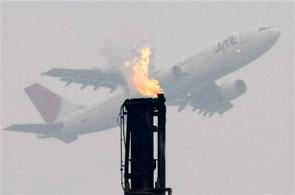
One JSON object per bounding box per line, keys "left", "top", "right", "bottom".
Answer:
{"left": 3, "top": 125, "right": 15, "bottom": 131}
{"left": 40, "top": 68, "right": 56, "bottom": 77}
{"left": 41, "top": 69, "right": 51, "bottom": 75}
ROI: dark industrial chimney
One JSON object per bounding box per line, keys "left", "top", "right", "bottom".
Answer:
{"left": 119, "top": 94, "right": 172, "bottom": 195}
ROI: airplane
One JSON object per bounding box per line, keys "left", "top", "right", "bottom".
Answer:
{"left": 4, "top": 27, "right": 281, "bottom": 143}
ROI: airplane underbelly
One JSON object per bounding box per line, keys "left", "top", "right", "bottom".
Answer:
{"left": 79, "top": 109, "right": 119, "bottom": 134}
{"left": 63, "top": 93, "right": 127, "bottom": 135}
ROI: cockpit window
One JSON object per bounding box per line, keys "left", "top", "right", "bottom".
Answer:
{"left": 258, "top": 26, "right": 271, "bottom": 31}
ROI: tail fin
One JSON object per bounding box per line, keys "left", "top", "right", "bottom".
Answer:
{"left": 25, "top": 83, "right": 83, "bottom": 123}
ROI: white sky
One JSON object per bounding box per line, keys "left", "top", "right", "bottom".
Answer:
{"left": 1, "top": 1, "right": 294, "bottom": 194}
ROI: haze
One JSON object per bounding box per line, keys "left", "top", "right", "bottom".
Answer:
{"left": 1, "top": 1, "right": 294, "bottom": 194}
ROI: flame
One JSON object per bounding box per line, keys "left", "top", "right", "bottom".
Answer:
{"left": 130, "top": 47, "right": 163, "bottom": 97}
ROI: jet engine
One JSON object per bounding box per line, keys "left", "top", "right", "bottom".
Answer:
{"left": 172, "top": 65, "right": 182, "bottom": 79}
{"left": 219, "top": 79, "right": 247, "bottom": 100}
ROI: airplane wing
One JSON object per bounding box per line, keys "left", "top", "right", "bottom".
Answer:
{"left": 42, "top": 68, "right": 125, "bottom": 92}
{"left": 167, "top": 81, "right": 235, "bottom": 116}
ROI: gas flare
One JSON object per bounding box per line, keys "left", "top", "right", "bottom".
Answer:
{"left": 129, "top": 47, "right": 163, "bottom": 97}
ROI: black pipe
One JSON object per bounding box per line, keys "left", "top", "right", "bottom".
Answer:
{"left": 120, "top": 94, "right": 172, "bottom": 195}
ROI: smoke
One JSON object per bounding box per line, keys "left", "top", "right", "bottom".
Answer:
{"left": 97, "top": 27, "right": 158, "bottom": 96}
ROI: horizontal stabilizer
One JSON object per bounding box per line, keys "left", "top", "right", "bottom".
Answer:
{"left": 4, "top": 123, "right": 63, "bottom": 134}
{"left": 37, "top": 133, "right": 78, "bottom": 143}
{"left": 54, "top": 134, "right": 78, "bottom": 143}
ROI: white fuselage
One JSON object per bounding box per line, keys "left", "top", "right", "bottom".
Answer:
{"left": 60, "top": 27, "right": 280, "bottom": 136}
{"left": 157, "top": 27, "right": 280, "bottom": 97}
{"left": 62, "top": 90, "right": 128, "bottom": 135}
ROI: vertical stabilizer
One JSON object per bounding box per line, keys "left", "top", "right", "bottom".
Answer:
{"left": 25, "top": 83, "right": 83, "bottom": 123}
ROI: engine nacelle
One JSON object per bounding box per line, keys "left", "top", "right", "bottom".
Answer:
{"left": 219, "top": 79, "right": 247, "bottom": 100}
{"left": 172, "top": 65, "right": 183, "bottom": 80}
